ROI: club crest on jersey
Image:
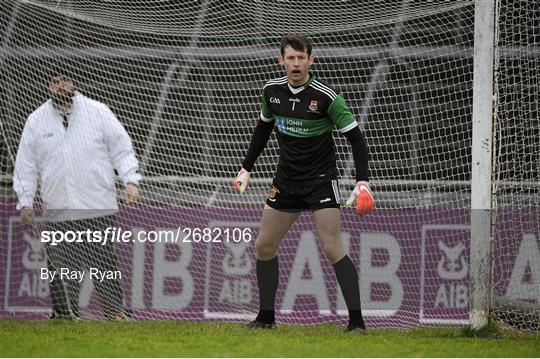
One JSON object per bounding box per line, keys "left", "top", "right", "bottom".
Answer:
{"left": 309, "top": 100, "right": 318, "bottom": 111}
{"left": 268, "top": 186, "right": 280, "bottom": 200}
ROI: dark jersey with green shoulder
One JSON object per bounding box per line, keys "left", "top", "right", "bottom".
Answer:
{"left": 260, "top": 74, "right": 358, "bottom": 183}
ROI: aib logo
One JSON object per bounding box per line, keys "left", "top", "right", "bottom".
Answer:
{"left": 437, "top": 241, "right": 468, "bottom": 280}
{"left": 22, "top": 233, "right": 47, "bottom": 270}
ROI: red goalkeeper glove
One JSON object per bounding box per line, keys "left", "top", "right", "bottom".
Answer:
{"left": 346, "top": 181, "right": 375, "bottom": 216}
{"left": 233, "top": 168, "right": 251, "bottom": 193}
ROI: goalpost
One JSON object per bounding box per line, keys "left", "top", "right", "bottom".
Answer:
{"left": 469, "top": 0, "right": 495, "bottom": 330}
{"left": 0, "top": 0, "right": 538, "bottom": 329}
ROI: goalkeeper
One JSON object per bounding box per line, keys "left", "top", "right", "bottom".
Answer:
{"left": 234, "top": 33, "right": 374, "bottom": 333}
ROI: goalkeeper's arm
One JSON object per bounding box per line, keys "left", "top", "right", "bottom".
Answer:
{"left": 343, "top": 127, "right": 375, "bottom": 215}
{"left": 343, "top": 126, "right": 369, "bottom": 182}
{"left": 234, "top": 119, "right": 274, "bottom": 193}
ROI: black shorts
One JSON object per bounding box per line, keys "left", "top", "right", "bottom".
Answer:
{"left": 265, "top": 178, "right": 341, "bottom": 212}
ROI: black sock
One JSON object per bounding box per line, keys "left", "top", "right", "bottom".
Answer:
{"left": 255, "top": 256, "right": 279, "bottom": 323}
{"left": 333, "top": 255, "right": 365, "bottom": 328}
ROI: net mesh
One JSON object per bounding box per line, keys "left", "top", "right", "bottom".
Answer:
{"left": 0, "top": 0, "right": 537, "bottom": 329}
{"left": 491, "top": 0, "right": 539, "bottom": 331}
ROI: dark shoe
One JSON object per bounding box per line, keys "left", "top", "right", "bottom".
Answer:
{"left": 50, "top": 310, "right": 79, "bottom": 321}
{"left": 346, "top": 324, "right": 367, "bottom": 334}
{"left": 246, "top": 319, "right": 276, "bottom": 329}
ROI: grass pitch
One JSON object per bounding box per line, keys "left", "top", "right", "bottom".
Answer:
{"left": 1, "top": 319, "right": 538, "bottom": 357}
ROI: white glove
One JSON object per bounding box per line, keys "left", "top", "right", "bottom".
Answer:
{"left": 233, "top": 168, "right": 251, "bottom": 194}
{"left": 346, "top": 181, "right": 375, "bottom": 216}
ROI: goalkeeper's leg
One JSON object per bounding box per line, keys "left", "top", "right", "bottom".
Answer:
{"left": 314, "top": 208, "right": 366, "bottom": 333}
{"left": 249, "top": 206, "right": 300, "bottom": 327}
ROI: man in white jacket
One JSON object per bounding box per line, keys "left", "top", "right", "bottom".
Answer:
{"left": 13, "top": 69, "right": 141, "bottom": 320}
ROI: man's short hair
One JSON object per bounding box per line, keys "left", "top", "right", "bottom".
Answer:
{"left": 45, "top": 58, "right": 77, "bottom": 85}
{"left": 280, "top": 33, "right": 313, "bottom": 56}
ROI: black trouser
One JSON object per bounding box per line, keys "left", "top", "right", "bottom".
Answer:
{"left": 45, "top": 215, "right": 126, "bottom": 319}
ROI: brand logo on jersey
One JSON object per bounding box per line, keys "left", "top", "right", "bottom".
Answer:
{"left": 268, "top": 186, "right": 280, "bottom": 201}
{"left": 289, "top": 98, "right": 300, "bottom": 103}
{"left": 270, "top": 97, "right": 281, "bottom": 104}
{"left": 309, "top": 100, "right": 318, "bottom": 111}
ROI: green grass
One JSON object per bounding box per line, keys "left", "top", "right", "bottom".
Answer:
{"left": 1, "top": 319, "right": 538, "bottom": 357}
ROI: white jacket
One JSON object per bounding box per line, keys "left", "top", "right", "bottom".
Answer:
{"left": 13, "top": 92, "right": 141, "bottom": 219}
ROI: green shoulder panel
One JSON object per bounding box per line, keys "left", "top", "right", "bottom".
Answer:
{"left": 260, "top": 93, "right": 273, "bottom": 119}
{"left": 327, "top": 95, "right": 356, "bottom": 131}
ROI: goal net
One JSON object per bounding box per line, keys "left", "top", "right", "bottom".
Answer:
{"left": 0, "top": 0, "right": 537, "bottom": 329}
{"left": 491, "top": 0, "right": 539, "bottom": 331}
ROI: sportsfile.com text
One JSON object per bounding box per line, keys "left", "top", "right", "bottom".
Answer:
{"left": 40, "top": 227, "right": 253, "bottom": 246}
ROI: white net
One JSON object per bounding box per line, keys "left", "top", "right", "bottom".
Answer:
{"left": 491, "top": 0, "right": 539, "bottom": 331}
{"left": 0, "top": 0, "right": 537, "bottom": 329}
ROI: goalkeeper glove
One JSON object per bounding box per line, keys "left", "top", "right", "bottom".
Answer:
{"left": 234, "top": 168, "right": 251, "bottom": 193}
{"left": 346, "top": 181, "right": 375, "bottom": 216}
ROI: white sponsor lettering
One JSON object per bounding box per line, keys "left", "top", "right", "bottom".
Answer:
{"left": 360, "top": 233, "right": 403, "bottom": 315}
{"left": 19, "top": 272, "right": 49, "bottom": 298}
{"left": 437, "top": 241, "right": 468, "bottom": 280}
{"left": 22, "top": 234, "right": 46, "bottom": 269}
{"left": 218, "top": 279, "right": 251, "bottom": 304}
{"left": 281, "top": 231, "right": 330, "bottom": 312}
{"left": 506, "top": 233, "right": 539, "bottom": 302}
{"left": 130, "top": 228, "right": 146, "bottom": 310}
{"left": 435, "top": 283, "right": 468, "bottom": 308}
{"left": 223, "top": 241, "right": 251, "bottom": 275}
{"left": 289, "top": 98, "right": 300, "bottom": 111}
{"left": 152, "top": 240, "right": 194, "bottom": 310}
